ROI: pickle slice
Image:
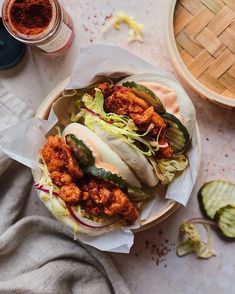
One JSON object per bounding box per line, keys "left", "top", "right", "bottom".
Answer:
{"left": 84, "top": 165, "right": 127, "bottom": 190}
{"left": 162, "top": 112, "right": 190, "bottom": 154}
{"left": 198, "top": 180, "right": 235, "bottom": 219}
{"left": 66, "top": 134, "right": 94, "bottom": 167}
{"left": 215, "top": 205, "right": 235, "bottom": 238}
{"left": 123, "top": 81, "right": 166, "bottom": 113}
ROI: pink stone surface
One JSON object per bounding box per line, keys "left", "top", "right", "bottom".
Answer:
{"left": 1, "top": 1, "right": 234, "bottom": 293}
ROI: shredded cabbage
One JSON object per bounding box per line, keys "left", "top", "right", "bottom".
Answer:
{"left": 177, "top": 220, "right": 216, "bottom": 259}
{"left": 38, "top": 156, "right": 68, "bottom": 217}
{"left": 76, "top": 89, "right": 161, "bottom": 157}
{"left": 113, "top": 12, "right": 144, "bottom": 43}
{"left": 150, "top": 155, "right": 188, "bottom": 185}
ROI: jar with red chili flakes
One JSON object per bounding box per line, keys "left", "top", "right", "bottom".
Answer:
{"left": 2, "top": 0, "right": 74, "bottom": 55}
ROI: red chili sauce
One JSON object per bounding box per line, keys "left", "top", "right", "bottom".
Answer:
{"left": 8, "top": 0, "right": 53, "bottom": 35}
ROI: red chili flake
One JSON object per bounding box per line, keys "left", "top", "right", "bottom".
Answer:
{"left": 105, "top": 13, "right": 113, "bottom": 21}
{"left": 225, "top": 154, "right": 229, "bottom": 157}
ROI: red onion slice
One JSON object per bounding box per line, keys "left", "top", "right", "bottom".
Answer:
{"left": 80, "top": 106, "right": 113, "bottom": 125}
{"left": 34, "top": 183, "right": 59, "bottom": 196}
{"left": 34, "top": 183, "right": 119, "bottom": 229}
{"left": 66, "top": 204, "right": 119, "bottom": 229}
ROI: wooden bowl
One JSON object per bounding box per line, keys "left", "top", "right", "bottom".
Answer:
{"left": 36, "top": 77, "right": 200, "bottom": 232}
{"left": 166, "top": 0, "right": 235, "bottom": 108}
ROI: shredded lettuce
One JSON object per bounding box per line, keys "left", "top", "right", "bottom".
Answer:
{"left": 176, "top": 220, "right": 216, "bottom": 259}
{"left": 150, "top": 155, "right": 188, "bottom": 185}
{"left": 38, "top": 157, "right": 68, "bottom": 217}
{"left": 73, "top": 222, "right": 79, "bottom": 240}
{"left": 75, "top": 89, "right": 162, "bottom": 157}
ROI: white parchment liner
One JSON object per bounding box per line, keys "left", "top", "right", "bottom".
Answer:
{"left": 0, "top": 45, "right": 200, "bottom": 253}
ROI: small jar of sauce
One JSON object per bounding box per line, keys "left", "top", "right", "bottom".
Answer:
{"left": 2, "top": 0, "right": 74, "bottom": 55}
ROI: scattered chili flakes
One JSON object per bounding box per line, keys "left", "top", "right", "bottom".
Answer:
{"left": 105, "top": 13, "right": 113, "bottom": 21}
{"left": 142, "top": 235, "right": 175, "bottom": 266}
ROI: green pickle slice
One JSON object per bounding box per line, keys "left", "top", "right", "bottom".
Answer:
{"left": 84, "top": 165, "right": 128, "bottom": 191}
{"left": 66, "top": 134, "right": 94, "bottom": 167}
{"left": 198, "top": 180, "right": 235, "bottom": 220}
{"left": 215, "top": 205, "right": 235, "bottom": 238}
{"left": 162, "top": 112, "right": 190, "bottom": 154}
{"left": 123, "top": 81, "right": 166, "bottom": 113}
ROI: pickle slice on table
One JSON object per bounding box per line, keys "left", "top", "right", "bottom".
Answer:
{"left": 215, "top": 205, "right": 235, "bottom": 238}
{"left": 198, "top": 180, "right": 235, "bottom": 219}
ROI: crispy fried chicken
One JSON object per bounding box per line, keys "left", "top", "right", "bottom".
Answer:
{"left": 41, "top": 136, "right": 139, "bottom": 224}
{"left": 42, "top": 135, "right": 83, "bottom": 182}
{"left": 80, "top": 178, "right": 138, "bottom": 224}
{"left": 99, "top": 83, "right": 173, "bottom": 158}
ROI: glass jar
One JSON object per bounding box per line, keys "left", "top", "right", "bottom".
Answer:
{"left": 2, "top": 0, "right": 74, "bottom": 55}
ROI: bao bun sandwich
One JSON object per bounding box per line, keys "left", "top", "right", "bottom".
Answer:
{"left": 37, "top": 75, "right": 190, "bottom": 235}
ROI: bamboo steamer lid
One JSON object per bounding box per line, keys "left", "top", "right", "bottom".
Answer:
{"left": 166, "top": 0, "right": 235, "bottom": 107}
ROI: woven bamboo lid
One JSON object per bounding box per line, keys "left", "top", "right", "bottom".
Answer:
{"left": 166, "top": 0, "right": 235, "bottom": 107}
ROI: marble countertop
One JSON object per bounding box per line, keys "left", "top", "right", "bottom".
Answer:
{"left": 1, "top": 0, "right": 235, "bottom": 293}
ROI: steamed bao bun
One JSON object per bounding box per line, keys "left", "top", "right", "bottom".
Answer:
{"left": 62, "top": 123, "right": 141, "bottom": 188}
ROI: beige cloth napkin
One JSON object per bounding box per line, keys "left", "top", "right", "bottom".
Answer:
{"left": 0, "top": 161, "right": 130, "bottom": 294}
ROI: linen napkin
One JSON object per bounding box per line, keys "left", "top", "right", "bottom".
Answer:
{"left": 0, "top": 161, "right": 130, "bottom": 294}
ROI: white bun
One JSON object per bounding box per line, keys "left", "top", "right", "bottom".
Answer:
{"left": 62, "top": 123, "right": 141, "bottom": 188}
{"left": 92, "top": 125, "right": 159, "bottom": 187}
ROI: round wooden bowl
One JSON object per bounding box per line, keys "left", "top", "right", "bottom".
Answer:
{"left": 36, "top": 77, "right": 200, "bottom": 232}
{"left": 166, "top": 0, "right": 235, "bottom": 108}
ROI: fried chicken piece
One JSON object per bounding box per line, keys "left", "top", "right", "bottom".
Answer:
{"left": 41, "top": 136, "right": 83, "bottom": 203}
{"left": 51, "top": 171, "right": 73, "bottom": 187}
{"left": 81, "top": 178, "right": 139, "bottom": 224}
{"left": 130, "top": 106, "right": 166, "bottom": 136}
{"left": 104, "top": 87, "right": 165, "bottom": 133}
{"left": 103, "top": 85, "right": 173, "bottom": 157}
{"left": 59, "top": 183, "right": 81, "bottom": 204}
{"left": 41, "top": 135, "right": 83, "bottom": 179}
{"left": 81, "top": 179, "right": 111, "bottom": 205}
{"left": 104, "top": 188, "right": 139, "bottom": 224}
{"left": 104, "top": 86, "right": 149, "bottom": 115}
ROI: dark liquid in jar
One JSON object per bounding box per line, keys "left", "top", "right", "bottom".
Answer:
{"left": 7, "top": 0, "right": 53, "bottom": 35}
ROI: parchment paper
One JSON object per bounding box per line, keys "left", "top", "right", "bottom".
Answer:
{"left": 0, "top": 45, "right": 200, "bottom": 253}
